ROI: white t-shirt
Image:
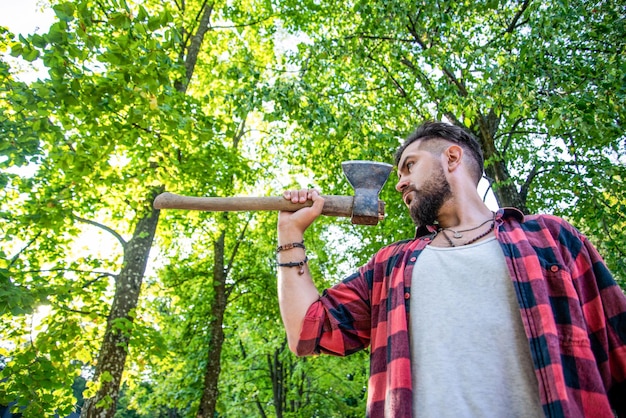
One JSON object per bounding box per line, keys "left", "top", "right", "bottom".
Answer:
{"left": 410, "top": 237, "right": 544, "bottom": 417}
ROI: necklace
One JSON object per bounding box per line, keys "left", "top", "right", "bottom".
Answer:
{"left": 440, "top": 221, "right": 495, "bottom": 247}
{"left": 442, "top": 217, "right": 494, "bottom": 239}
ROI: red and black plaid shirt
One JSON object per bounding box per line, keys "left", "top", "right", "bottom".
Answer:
{"left": 296, "top": 208, "right": 626, "bottom": 417}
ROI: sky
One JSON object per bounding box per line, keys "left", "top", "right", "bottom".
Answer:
{"left": 0, "top": 0, "right": 54, "bottom": 35}
{"left": 0, "top": 0, "right": 55, "bottom": 82}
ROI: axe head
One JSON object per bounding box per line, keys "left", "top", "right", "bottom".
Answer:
{"left": 342, "top": 160, "right": 393, "bottom": 225}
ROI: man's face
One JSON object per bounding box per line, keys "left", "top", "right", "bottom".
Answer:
{"left": 395, "top": 140, "right": 452, "bottom": 226}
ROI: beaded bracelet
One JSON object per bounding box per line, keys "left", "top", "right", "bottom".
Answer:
{"left": 276, "top": 241, "right": 305, "bottom": 253}
{"left": 277, "top": 256, "right": 308, "bottom": 275}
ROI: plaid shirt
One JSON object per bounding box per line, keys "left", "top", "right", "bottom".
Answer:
{"left": 296, "top": 208, "right": 626, "bottom": 417}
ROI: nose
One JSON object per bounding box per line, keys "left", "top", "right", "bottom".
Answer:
{"left": 395, "top": 176, "right": 409, "bottom": 193}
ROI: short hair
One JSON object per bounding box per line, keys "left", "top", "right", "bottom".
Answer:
{"left": 394, "top": 121, "right": 484, "bottom": 184}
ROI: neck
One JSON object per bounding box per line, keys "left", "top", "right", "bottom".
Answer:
{"left": 435, "top": 199, "right": 494, "bottom": 230}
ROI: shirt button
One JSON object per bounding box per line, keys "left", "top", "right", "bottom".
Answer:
{"left": 404, "top": 293, "right": 410, "bottom": 300}
{"left": 410, "top": 257, "right": 417, "bottom": 262}
{"left": 550, "top": 265, "right": 559, "bottom": 272}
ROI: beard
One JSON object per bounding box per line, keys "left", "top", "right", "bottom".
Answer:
{"left": 408, "top": 165, "right": 452, "bottom": 227}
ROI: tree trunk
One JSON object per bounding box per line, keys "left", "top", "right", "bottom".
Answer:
{"left": 196, "top": 230, "right": 227, "bottom": 418}
{"left": 269, "top": 346, "right": 285, "bottom": 418}
{"left": 268, "top": 341, "right": 296, "bottom": 417}
{"left": 484, "top": 162, "right": 528, "bottom": 212}
{"left": 471, "top": 112, "right": 528, "bottom": 213}
{"left": 81, "top": 201, "right": 160, "bottom": 418}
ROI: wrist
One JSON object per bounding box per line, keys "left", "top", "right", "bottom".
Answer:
{"left": 276, "top": 240, "right": 305, "bottom": 252}
{"left": 277, "top": 230, "right": 305, "bottom": 247}
{"left": 277, "top": 255, "right": 308, "bottom": 275}
{"left": 276, "top": 246, "right": 306, "bottom": 262}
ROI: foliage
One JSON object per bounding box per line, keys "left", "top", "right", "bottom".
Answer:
{"left": 270, "top": 0, "right": 626, "bottom": 282}
{"left": 1, "top": 0, "right": 624, "bottom": 417}
{"left": 1, "top": 0, "right": 266, "bottom": 415}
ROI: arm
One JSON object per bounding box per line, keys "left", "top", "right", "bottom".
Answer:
{"left": 582, "top": 239, "right": 626, "bottom": 417}
{"left": 277, "top": 189, "right": 324, "bottom": 353}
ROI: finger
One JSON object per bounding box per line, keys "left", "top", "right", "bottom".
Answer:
{"left": 291, "top": 189, "right": 309, "bottom": 203}
{"left": 298, "top": 189, "right": 312, "bottom": 203}
{"left": 282, "top": 190, "right": 301, "bottom": 203}
{"left": 292, "top": 189, "right": 304, "bottom": 203}
{"left": 282, "top": 189, "right": 320, "bottom": 203}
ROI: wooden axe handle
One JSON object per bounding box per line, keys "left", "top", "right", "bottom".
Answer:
{"left": 153, "top": 192, "right": 355, "bottom": 218}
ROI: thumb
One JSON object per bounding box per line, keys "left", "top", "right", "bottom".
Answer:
{"left": 309, "top": 190, "right": 325, "bottom": 215}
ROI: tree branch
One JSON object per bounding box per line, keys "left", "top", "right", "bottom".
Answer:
{"left": 486, "top": 0, "right": 531, "bottom": 46}
{"left": 406, "top": 14, "right": 428, "bottom": 50}
{"left": 406, "top": 13, "right": 468, "bottom": 97}
{"left": 50, "top": 301, "right": 107, "bottom": 318}
{"left": 209, "top": 14, "right": 276, "bottom": 30}
{"left": 225, "top": 217, "right": 252, "bottom": 298}
{"left": 519, "top": 164, "right": 538, "bottom": 203}
{"left": 345, "top": 33, "right": 415, "bottom": 43}
{"left": 520, "top": 162, "right": 585, "bottom": 203}
{"left": 442, "top": 67, "right": 468, "bottom": 97}
{"left": 20, "top": 267, "right": 116, "bottom": 277}
{"left": 481, "top": 175, "right": 495, "bottom": 203}
{"left": 180, "top": 1, "right": 215, "bottom": 92}
{"left": 9, "top": 231, "right": 42, "bottom": 268}
{"left": 505, "top": 0, "right": 531, "bottom": 34}
{"left": 81, "top": 274, "right": 116, "bottom": 288}
{"left": 368, "top": 52, "right": 407, "bottom": 97}
{"left": 233, "top": 116, "right": 248, "bottom": 150}
{"left": 72, "top": 215, "right": 127, "bottom": 249}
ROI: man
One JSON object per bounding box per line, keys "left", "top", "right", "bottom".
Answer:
{"left": 276, "top": 121, "right": 626, "bottom": 417}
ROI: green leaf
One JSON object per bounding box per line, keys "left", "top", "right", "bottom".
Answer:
{"left": 101, "top": 371, "right": 113, "bottom": 383}
{"left": 109, "top": 12, "right": 131, "bottom": 29}
{"left": 9, "top": 42, "right": 22, "bottom": 57}
{"left": 22, "top": 46, "right": 40, "bottom": 62}
{"left": 52, "top": 2, "right": 75, "bottom": 22}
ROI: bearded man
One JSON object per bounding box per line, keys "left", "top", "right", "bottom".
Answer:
{"left": 276, "top": 121, "right": 626, "bottom": 418}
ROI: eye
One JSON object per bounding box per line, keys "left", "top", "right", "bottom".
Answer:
{"left": 406, "top": 161, "right": 415, "bottom": 172}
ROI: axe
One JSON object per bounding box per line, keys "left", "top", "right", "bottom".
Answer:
{"left": 153, "top": 161, "right": 393, "bottom": 225}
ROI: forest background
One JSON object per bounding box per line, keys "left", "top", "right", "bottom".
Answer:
{"left": 1, "top": 0, "right": 624, "bottom": 417}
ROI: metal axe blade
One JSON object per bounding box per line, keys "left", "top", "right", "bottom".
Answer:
{"left": 341, "top": 161, "right": 393, "bottom": 225}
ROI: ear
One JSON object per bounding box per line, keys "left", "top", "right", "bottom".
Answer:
{"left": 444, "top": 144, "right": 463, "bottom": 172}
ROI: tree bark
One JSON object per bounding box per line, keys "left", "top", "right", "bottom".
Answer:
{"left": 196, "top": 229, "right": 227, "bottom": 418}
{"left": 175, "top": 2, "right": 215, "bottom": 93}
{"left": 81, "top": 200, "right": 161, "bottom": 418}
{"left": 471, "top": 112, "right": 528, "bottom": 213}
{"left": 269, "top": 346, "right": 285, "bottom": 418}
{"left": 484, "top": 162, "right": 527, "bottom": 212}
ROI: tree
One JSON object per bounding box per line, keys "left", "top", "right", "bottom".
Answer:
{"left": 1, "top": 0, "right": 269, "bottom": 416}
{"left": 269, "top": 0, "right": 626, "bottom": 283}
{"left": 3, "top": 0, "right": 322, "bottom": 416}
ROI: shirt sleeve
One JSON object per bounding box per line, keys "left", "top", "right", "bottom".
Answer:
{"left": 555, "top": 214, "right": 626, "bottom": 417}
{"left": 296, "top": 266, "right": 373, "bottom": 357}
{"left": 579, "top": 235, "right": 626, "bottom": 417}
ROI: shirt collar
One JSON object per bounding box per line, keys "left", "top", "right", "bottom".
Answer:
{"left": 413, "top": 207, "right": 524, "bottom": 239}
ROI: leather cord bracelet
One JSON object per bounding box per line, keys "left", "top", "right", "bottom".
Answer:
{"left": 277, "top": 256, "right": 308, "bottom": 275}
{"left": 276, "top": 241, "right": 305, "bottom": 253}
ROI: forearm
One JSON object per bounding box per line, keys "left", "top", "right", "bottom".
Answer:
{"left": 276, "top": 189, "right": 325, "bottom": 353}
{"left": 277, "top": 229, "right": 320, "bottom": 353}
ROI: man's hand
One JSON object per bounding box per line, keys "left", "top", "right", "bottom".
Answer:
{"left": 278, "top": 189, "right": 325, "bottom": 241}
